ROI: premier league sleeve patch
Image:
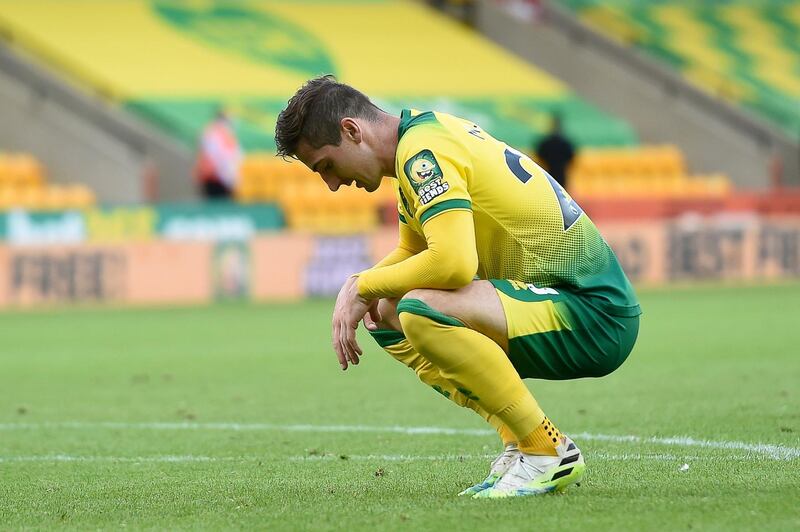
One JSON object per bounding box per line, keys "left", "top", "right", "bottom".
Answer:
{"left": 403, "top": 149, "right": 450, "bottom": 205}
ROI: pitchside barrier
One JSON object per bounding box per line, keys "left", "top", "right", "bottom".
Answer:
{"left": 0, "top": 203, "right": 797, "bottom": 308}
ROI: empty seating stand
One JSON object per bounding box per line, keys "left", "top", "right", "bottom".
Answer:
{"left": 0, "top": 153, "right": 96, "bottom": 211}
{"left": 569, "top": 145, "right": 732, "bottom": 201}
{"left": 562, "top": 0, "right": 800, "bottom": 140}
{"left": 237, "top": 155, "right": 395, "bottom": 234}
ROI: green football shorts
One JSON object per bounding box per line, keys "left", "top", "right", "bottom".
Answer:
{"left": 491, "top": 279, "right": 640, "bottom": 380}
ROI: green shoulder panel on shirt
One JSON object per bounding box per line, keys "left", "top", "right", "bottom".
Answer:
{"left": 397, "top": 109, "right": 440, "bottom": 140}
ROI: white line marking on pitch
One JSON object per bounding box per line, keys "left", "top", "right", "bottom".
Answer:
{"left": 571, "top": 432, "right": 800, "bottom": 461}
{"left": 0, "top": 422, "right": 797, "bottom": 460}
{"left": 0, "top": 452, "right": 758, "bottom": 464}
{"left": 0, "top": 455, "right": 238, "bottom": 464}
{"left": 0, "top": 422, "right": 493, "bottom": 436}
{"left": 289, "top": 452, "right": 701, "bottom": 462}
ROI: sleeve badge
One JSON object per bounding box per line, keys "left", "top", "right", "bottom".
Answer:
{"left": 403, "top": 150, "right": 450, "bottom": 205}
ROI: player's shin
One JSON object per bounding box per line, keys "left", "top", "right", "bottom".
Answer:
{"left": 397, "top": 299, "right": 556, "bottom": 453}
{"left": 367, "top": 328, "right": 505, "bottom": 432}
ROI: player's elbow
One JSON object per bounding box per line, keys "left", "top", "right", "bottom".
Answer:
{"left": 447, "top": 267, "right": 476, "bottom": 289}
{"left": 441, "top": 249, "right": 478, "bottom": 288}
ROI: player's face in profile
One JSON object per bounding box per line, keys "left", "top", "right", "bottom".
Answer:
{"left": 296, "top": 123, "right": 382, "bottom": 193}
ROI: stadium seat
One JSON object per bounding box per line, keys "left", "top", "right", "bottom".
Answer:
{"left": 563, "top": 0, "right": 800, "bottom": 139}
{"left": 569, "top": 145, "right": 731, "bottom": 201}
{"left": 0, "top": 153, "right": 98, "bottom": 211}
{"left": 241, "top": 152, "right": 385, "bottom": 233}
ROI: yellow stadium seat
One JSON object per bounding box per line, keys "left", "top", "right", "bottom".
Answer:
{"left": 0, "top": 155, "right": 11, "bottom": 185}
{"left": 17, "top": 187, "right": 46, "bottom": 210}
{"left": 586, "top": 175, "right": 615, "bottom": 199}
{"left": 285, "top": 210, "right": 310, "bottom": 231}
{"left": 259, "top": 174, "right": 281, "bottom": 201}
{"left": 585, "top": 153, "right": 612, "bottom": 176}
{"left": 569, "top": 153, "right": 590, "bottom": 174}
{"left": 657, "top": 145, "right": 686, "bottom": 176}
{"left": 235, "top": 181, "right": 260, "bottom": 203}
{"left": 375, "top": 178, "right": 396, "bottom": 202}
{"left": 41, "top": 185, "right": 67, "bottom": 210}
{"left": 63, "top": 184, "right": 96, "bottom": 209}
{"left": 568, "top": 167, "right": 586, "bottom": 182}
{"left": 705, "top": 173, "right": 732, "bottom": 197}
{"left": 567, "top": 179, "right": 589, "bottom": 199}
{"left": 572, "top": 177, "right": 594, "bottom": 199}
{"left": 625, "top": 175, "right": 652, "bottom": 197}
{"left": 613, "top": 152, "right": 639, "bottom": 176}
{"left": 568, "top": 144, "right": 712, "bottom": 201}
{"left": 8, "top": 154, "right": 44, "bottom": 187}
{"left": 241, "top": 162, "right": 260, "bottom": 188}
{"left": 645, "top": 174, "right": 675, "bottom": 198}
{"left": 685, "top": 178, "right": 712, "bottom": 199}
{"left": 0, "top": 187, "right": 17, "bottom": 210}
{"left": 237, "top": 173, "right": 257, "bottom": 191}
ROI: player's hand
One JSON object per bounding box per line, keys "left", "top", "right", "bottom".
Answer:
{"left": 362, "top": 300, "right": 382, "bottom": 332}
{"left": 331, "top": 275, "right": 373, "bottom": 371}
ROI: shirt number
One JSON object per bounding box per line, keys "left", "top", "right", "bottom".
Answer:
{"left": 504, "top": 147, "right": 583, "bottom": 231}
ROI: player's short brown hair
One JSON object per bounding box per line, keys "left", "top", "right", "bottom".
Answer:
{"left": 275, "top": 75, "right": 382, "bottom": 158}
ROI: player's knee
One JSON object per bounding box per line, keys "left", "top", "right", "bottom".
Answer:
{"left": 397, "top": 296, "right": 465, "bottom": 345}
{"left": 402, "top": 288, "right": 430, "bottom": 302}
{"left": 401, "top": 288, "right": 449, "bottom": 312}
{"left": 397, "top": 309, "right": 423, "bottom": 338}
{"left": 399, "top": 291, "right": 432, "bottom": 338}
{"left": 374, "top": 298, "right": 401, "bottom": 331}
{"left": 397, "top": 308, "right": 438, "bottom": 348}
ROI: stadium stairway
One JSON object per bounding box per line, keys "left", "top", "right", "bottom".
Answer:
{"left": 466, "top": 0, "right": 800, "bottom": 186}
{"left": 0, "top": 43, "right": 191, "bottom": 203}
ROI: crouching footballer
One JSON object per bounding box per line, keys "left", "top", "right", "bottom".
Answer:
{"left": 275, "top": 76, "right": 641, "bottom": 498}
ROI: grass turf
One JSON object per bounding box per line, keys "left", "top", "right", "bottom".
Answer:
{"left": 0, "top": 283, "right": 798, "bottom": 530}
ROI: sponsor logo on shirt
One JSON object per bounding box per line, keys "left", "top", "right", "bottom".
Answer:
{"left": 418, "top": 178, "right": 450, "bottom": 205}
{"left": 404, "top": 149, "right": 443, "bottom": 191}
{"left": 403, "top": 149, "right": 451, "bottom": 205}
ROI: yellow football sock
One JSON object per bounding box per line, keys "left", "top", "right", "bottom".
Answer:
{"left": 517, "top": 417, "right": 562, "bottom": 456}
{"left": 397, "top": 299, "right": 545, "bottom": 442}
{"left": 498, "top": 424, "right": 518, "bottom": 446}
{"left": 368, "top": 329, "right": 504, "bottom": 432}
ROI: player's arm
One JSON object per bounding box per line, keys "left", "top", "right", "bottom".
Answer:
{"left": 356, "top": 208, "right": 478, "bottom": 299}
{"left": 358, "top": 132, "right": 478, "bottom": 299}
{"left": 369, "top": 218, "right": 427, "bottom": 270}
{"left": 332, "top": 210, "right": 476, "bottom": 371}
{"left": 357, "top": 217, "right": 426, "bottom": 333}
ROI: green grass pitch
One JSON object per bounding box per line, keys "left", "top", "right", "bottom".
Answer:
{"left": 1, "top": 283, "right": 798, "bottom": 530}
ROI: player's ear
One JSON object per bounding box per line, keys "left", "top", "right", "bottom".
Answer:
{"left": 340, "top": 118, "right": 362, "bottom": 144}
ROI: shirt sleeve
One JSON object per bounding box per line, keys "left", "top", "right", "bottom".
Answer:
{"left": 397, "top": 131, "right": 473, "bottom": 227}
{"left": 370, "top": 218, "right": 427, "bottom": 270}
{"left": 356, "top": 209, "right": 478, "bottom": 300}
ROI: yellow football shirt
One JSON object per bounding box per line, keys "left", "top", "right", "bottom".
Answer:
{"left": 385, "top": 108, "right": 640, "bottom": 315}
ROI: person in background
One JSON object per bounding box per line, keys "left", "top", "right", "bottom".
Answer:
{"left": 535, "top": 113, "right": 575, "bottom": 190}
{"left": 194, "top": 109, "right": 243, "bottom": 199}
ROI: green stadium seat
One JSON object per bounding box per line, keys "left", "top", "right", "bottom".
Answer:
{"left": 562, "top": 0, "right": 800, "bottom": 140}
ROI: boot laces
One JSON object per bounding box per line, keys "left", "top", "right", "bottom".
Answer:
{"left": 489, "top": 443, "right": 520, "bottom": 475}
